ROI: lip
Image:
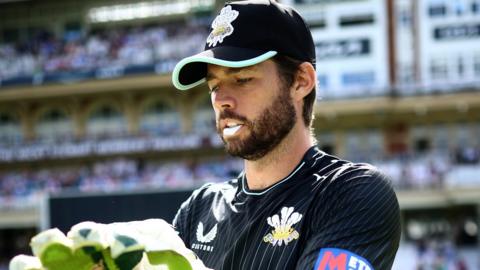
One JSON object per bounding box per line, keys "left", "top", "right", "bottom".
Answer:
{"left": 219, "top": 118, "right": 245, "bottom": 138}
{"left": 220, "top": 119, "right": 244, "bottom": 130}
{"left": 223, "top": 124, "right": 244, "bottom": 137}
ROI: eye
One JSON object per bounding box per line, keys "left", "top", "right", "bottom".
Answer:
{"left": 236, "top": 77, "right": 252, "bottom": 84}
{"left": 208, "top": 85, "right": 219, "bottom": 94}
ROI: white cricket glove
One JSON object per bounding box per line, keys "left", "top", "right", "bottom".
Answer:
{"left": 9, "top": 219, "right": 210, "bottom": 270}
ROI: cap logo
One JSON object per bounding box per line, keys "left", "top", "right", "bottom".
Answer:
{"left": 206, "top": 6, "right": 239, "bottom": 47}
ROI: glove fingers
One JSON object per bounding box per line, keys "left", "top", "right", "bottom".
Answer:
{"left": 39, "top": 243, "right": 72, "bottom": 268}
{"left": 114, "top": 250, "right": 144, "bottom": 270}
{"left": 9, "top": 255, "right": 42, "bottom": 270}
{"left": 12, "top": 219, "right": 212, "bottom": 270}
{"left": 42, "top": 244, "right": 96, "bottom": 270}
{"left": 146, "top": 250, "right": 192, "bottom": 270}
{"left": 108, "top": 228, "right": 145, "bottom": 270}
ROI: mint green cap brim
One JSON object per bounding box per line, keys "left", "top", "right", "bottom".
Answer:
{"left": 172, "top": 50, "right": 277, "bottom": 91}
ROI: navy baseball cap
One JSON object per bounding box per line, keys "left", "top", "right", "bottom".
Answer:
{"left": 172, "top": 0, "right": 315, "bottom": 90}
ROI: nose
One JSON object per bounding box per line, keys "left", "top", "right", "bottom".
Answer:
{"left": 212, "top": 88, "right": 236, "bottom": 111}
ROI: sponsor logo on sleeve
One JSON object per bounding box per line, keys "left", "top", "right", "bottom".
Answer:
{"left": 314, "top": 248, "right": 373, "bottom": 270}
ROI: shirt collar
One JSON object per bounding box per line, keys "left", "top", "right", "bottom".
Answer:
{"left": 237, "top": 146, "right": 321, "bottom": 196}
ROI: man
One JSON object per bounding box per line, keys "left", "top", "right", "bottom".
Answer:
{"left": 171, "top": 0, "right": 401, "bottom": 269}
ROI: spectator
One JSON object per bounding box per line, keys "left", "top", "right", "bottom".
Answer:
{"left": 0, "top": 157, "right": 243, "bottom": 208}
{"left": 0, "top": 22, "right": 209, "bottom": 81}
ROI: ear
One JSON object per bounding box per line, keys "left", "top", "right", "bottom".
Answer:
{"left": 291, "top": 62, "right": 316, "bottom": 102}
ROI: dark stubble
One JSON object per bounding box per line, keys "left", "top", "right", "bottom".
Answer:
{"left": 216, "top": 85, "right": 296, "bottom": 160}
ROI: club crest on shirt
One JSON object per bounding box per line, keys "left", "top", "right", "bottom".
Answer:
{"left": 263, "top": 207, "right": 302, "bottom": 246}
{"left": 192, "top": 222, "right": 217, "bottom": 252}
{"left": 206, "top": 6, "right": 239, "bottom": 47}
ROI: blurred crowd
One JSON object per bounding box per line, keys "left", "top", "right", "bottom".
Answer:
{"left": 0, "top": 157, "right": 242, "bottom": 209}
{"left": 0, "top": 22, "right": 208, "bottom": 80}
{"left": 376, "top": 153, "right": 450, "bottom": 190}
{"left": 413, "top": 239, "right": 471, "bottom": 270}
{"left": 1, "top": 146, "right": 480, "bottom": 209}
{"left": 377, "top": 146, "right": 480, "bottom": 190}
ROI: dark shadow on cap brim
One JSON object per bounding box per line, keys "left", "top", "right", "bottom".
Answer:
{"left": 172, "top": 46, "right": 277, "bottom": 90}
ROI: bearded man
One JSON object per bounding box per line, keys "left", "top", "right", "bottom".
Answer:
{"left": 171, "top": 1, "right": 401, "bottom": 269}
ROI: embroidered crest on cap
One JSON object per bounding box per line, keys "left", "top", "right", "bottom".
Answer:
{"left": 206, "top": 6, "right": 239, "bottom": 47}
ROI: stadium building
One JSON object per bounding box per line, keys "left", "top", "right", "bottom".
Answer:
{"left": 293, "top": 0, "right": 390, "bottom": 99}
{"left": 0, "top": 0, "right": 479, "bottom": 269}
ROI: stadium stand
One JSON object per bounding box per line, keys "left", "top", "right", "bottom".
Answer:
{"left": 1, "top": 145, "right": 479, "bottom": 210}
{"left": 0, "top": 23, "right": 209, "bottom": 87}
{"left": 0, "top": 157, "right": 243, "bottom": 209}
{"left": 0, "top": 0, "right": 479, "bottom": 269}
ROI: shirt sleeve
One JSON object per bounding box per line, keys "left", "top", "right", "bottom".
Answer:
{"left": 172, "top": 183, "right": 214, "bottom": 248}
{"left": 172, "top": 193, "right": 193, "bottom": 247}
{"left": 295, "top": 166, "right": 401, "bottom": 270}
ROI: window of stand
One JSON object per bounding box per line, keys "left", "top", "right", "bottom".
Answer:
{"left": 0, "top": 112, "right": 22, "bottom": 146}
{"left": 140, "top": 100, "right": 181, "bottom": 137}
{"left": 474, "top": 53, "right": 480, "bottom": 77}
{"left": 339, "top": 14, "right": 375, "bottom": 27}
{"left": 430, "top": 57, "right": 449, "bottom": 81}
{"left": 36, "top": 109, "right": 73, "bottom": 143}
{"left": 428, "top": 3, "right": 447, "bottom": 17}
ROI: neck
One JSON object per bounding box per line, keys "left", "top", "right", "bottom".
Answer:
{"left": 243, "top": 124, "right": 314, "bottom": 190}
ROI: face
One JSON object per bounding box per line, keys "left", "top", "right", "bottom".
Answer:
{"left": 207, "top": 60, "right": 296, "bottom": 160}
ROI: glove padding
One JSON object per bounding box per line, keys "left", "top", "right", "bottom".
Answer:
{"left": 10, "top": 219, "right": 210, "bottom": 270}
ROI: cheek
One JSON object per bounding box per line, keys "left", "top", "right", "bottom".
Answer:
{"left": 210, "top": 95, "right": 215, "bottom": 108}
{"left": 213, "top": 109, "right": 222, "bottom": 124}
{"left": 210, "top": 97, "right": 217, "bottom": 114}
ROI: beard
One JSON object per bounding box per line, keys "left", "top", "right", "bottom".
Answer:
{"left": 216, "top": 87, "right": 296, "bottom": 161}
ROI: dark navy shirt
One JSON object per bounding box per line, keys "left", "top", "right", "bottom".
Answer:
{"left": 173, "top": 147, "right": 401, "bottom": 270}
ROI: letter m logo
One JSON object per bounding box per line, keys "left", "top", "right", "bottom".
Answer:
{"left": 314, "top": 249, "right": 348, "bottom": 270}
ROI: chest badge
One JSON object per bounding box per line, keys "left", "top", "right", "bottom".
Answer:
{"left": 263, "top": 207, "right": 303, "bottom": 246}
